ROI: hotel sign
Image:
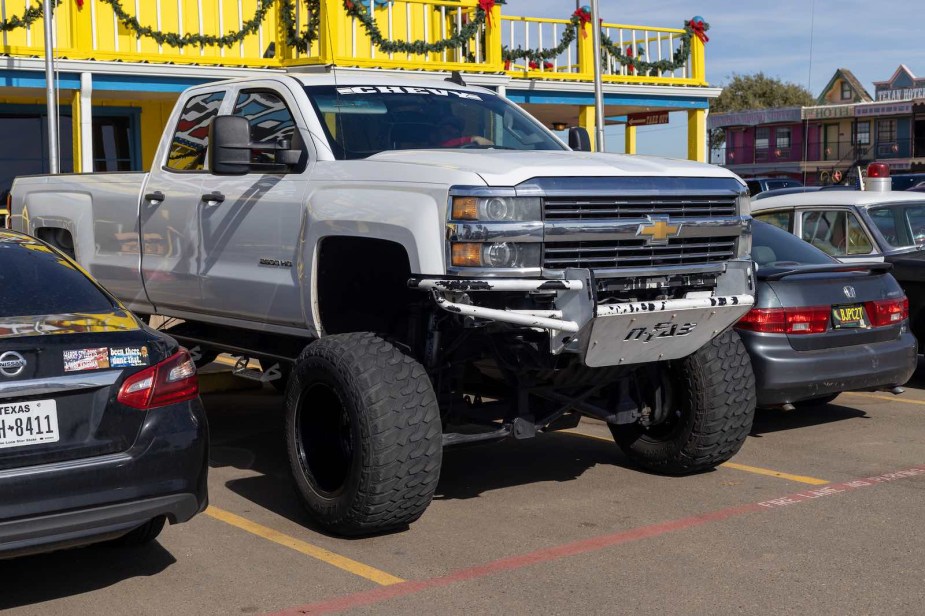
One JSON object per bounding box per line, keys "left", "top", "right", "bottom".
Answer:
{"left": 877, "top": 88, "right": 925, "bottom": 101}
{"left": 801, "top": 105, "right": 854, "bottom": 120}
{"left": 707, "top": 107, "right": 802, "bottom": 129}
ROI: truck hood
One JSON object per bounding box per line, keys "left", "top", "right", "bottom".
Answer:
{"left": 367, "top": 150, "right": 742, "bottom": 186}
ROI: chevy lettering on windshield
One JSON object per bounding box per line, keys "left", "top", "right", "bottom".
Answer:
{"left": 335, "top": 86, "right": 482, "bottom": 100}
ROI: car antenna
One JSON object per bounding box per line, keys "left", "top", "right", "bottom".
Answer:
{"left": 445, "top": 71, "right": 467, "bottom": 87}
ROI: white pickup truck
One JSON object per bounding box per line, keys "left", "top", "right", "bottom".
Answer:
{"left": 10, "top": 73, "right": 757, "bottom": 535}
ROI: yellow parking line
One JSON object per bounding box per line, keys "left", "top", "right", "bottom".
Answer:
{"left": 842, "top": 392, "right": 925, "bottom": 407}
{"left": 205, "top": 506, "right": 405, "bottom": 586}
{"left": 564, "top": 429, "right": 829, "bottom": 485}
{"left": 719, "top": 462, "right": 829, "bottom": 485}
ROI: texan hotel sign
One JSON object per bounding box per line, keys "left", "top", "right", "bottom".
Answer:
{"left": 878, "top": 87, "right": 925, "bottom": 101}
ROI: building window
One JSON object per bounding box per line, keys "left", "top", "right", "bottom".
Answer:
{"left": 840, "top": 81, "right": 852, "bottom": 101}
{"left": 755, "top": 127, "right": 769, "bottom": 152}
{"left": 856, "top": 121, "right": 870, "bottom": 145}
{"left": 93, "top": 116, "right": 134, "bottom": 172}
{"left": 775, "top": 127, "right": 791, "bottom": 155}
{"left": 878, "top": 119, "right": 897, "bottom": 144}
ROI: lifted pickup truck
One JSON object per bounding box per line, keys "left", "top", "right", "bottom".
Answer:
{"left": 10, "top": 74, "right": 757, "bottom": 535}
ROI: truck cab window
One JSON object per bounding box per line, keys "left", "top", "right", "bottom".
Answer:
{"left": 233, "top": 91, "right": 297, "bottom": 166}
{"left": 165, "top": 91, "right": 225, "bottom": 171}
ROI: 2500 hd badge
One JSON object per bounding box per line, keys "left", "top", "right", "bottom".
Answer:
{"left": 624, "top": 322, "right": 697, "bottom": 342}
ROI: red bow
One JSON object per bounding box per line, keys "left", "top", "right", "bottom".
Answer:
{"left": 573, "top": 8, "right": 591, "bottom": 38}
{"left": 689, "top": 19, "right": 709, "bottom": 43}
{"left": 76, "top": 0, "right": 84, "bottom": 7}
{"left": 479, "top": 0, "right": 495, "bottom": 26}
{"left": 345, "top": 0, "right": 355, "bottom": 10}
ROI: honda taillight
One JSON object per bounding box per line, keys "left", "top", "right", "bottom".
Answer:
{"left": 736, "top": 306, "right": 829, "bottom": 334}
{"left": 117, "top": 349, "right": 199, "bottom": 410}
{"left": 865, "top": 297, "right": 909, "bottom": 327}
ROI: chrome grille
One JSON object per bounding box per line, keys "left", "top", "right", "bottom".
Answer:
{"left": 543, "top": 237, "right": 737, "bottom": 270}
{"left": 544, "top": 196, "right": 737, "bottom": 221}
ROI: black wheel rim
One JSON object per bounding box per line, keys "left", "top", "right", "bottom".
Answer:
{"left": 296, "top": 382, "right": 354, "bottom": 496}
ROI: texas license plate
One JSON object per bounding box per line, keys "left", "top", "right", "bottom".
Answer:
{"left": 0, "top": 399, "right": 59, "bottom": 449}
{"left": 832, "top": 303, "right": 868, "bottom": 329}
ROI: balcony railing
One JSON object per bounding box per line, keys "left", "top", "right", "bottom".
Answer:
{"left": 0, "top": 0, "right": 705, "bottom": 86}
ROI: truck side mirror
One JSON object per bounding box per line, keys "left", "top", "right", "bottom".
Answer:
{"left": 208, "top": 116, "right": 252, "bottom": 175}
{"left": 568, "top": 127, "right": 592, "bottom": 152}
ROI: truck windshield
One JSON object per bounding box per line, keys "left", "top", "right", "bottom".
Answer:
{"left": 868, "top": 202, "right": 925, "bottom": 249}
{"left": 304, "top": 85, "right": 566, "bottom": 160}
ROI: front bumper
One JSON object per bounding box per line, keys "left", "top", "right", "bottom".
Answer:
{"left": 411, "top": 263, "right": 755, "bottom": 367}
{"left": 739, "top": 329, "right": 918, "bottom": 406}
{"left": 0, "top": 399, "right": 208, "bottom": 558}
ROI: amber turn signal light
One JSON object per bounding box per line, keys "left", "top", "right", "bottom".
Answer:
{"left": 451, "top": 197, "right": 479, "bottom": 220}
{"left": 451, "top": 242, "right": 482, "bottom": 267}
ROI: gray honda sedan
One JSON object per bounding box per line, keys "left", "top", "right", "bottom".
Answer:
{"left": 737, "top": 222, "right": 917, "bottom": 408}
{"left": 0, "top": 230, "right": 208, "bottom": 558}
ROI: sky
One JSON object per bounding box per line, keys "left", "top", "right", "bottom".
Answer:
{"left": 502, "top": 0, "right": 925, "bottom": 158}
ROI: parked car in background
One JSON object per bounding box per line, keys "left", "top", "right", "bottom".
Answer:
{"left": 753, "top": 185, "right": 857, "bottom": 201}
{"left": 745, "top": 177, "right": 804, "bottom": 197}
{"left": 0, "top": 230, "right": 208, "bottom": 559}
{"left": 891, "top": 173, "right": 925, "bottom": 191}
{"left": 737, "top": 222, "right": 917, "bottom": 408}
{"left": 752, "top": 189, "right": 925, "bottom": 345}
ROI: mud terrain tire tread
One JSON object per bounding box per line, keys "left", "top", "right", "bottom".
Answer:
{"left": 285, "top": 332, "right": 442, "bottom": 536}
{"left": 611, "top": 329, "right": 756, "bottom": 475}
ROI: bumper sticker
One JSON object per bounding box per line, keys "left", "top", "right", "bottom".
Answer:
{"left": 63, "top": 347, "right": 111, "bottom": 372}
{"left": 110, "top": 346, "right": 149, "bottom": 368}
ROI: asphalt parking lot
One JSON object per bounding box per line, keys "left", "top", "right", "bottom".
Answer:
{"left": 3, "top": 359, "right": 925, "bottom": 616}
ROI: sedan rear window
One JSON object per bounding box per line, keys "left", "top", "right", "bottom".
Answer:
{"left": 0, "top": 240, "right": 115, "bottom": 317}
{"left": 750, "top": 221, "right": 835, "bottom": 267}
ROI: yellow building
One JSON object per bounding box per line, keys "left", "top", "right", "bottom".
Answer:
{"left": 0, "top": 0, "right": 716, "bottom": 196}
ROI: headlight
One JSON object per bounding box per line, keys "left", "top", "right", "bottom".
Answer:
{"left": 451, "top": 242, "right": 542, "bottom": 268}
{"left": 451, "top": 196, "right": 542, "bottom": 221}
{"left": 737, "top": 192, "right": 751, "bottom": 216}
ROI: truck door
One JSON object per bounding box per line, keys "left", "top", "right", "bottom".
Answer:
{"left": 196, "top": 87, "right": 307, "bottom": 327}
{"left": 140, "top": 90, "right": 226, "bottom": 313}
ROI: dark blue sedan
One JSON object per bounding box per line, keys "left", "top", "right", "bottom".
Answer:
{"left": 737, "top": 222, "right": 917, "bottom": 408}
{"left": 0, "top": 230, "right": 208, "bottom": 558}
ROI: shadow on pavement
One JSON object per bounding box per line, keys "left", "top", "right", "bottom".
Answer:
{"left": 204, "top": 389, "right": 630, "bottom": 529}
{"left": 750, "top": 402, "right": 868, "bottom": 436}
{"left": 0, "top": 542, "right": 176, "bottom": 610}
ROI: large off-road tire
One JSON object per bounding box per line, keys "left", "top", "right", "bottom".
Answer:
{"left": 285, "top": 332, "right": 442, "bottom": 536}
{"left": 610, "top": 329, "right": 756, "bottom": 475}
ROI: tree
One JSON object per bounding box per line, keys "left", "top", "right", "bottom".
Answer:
{"left": 710, "top": 72, "right": 814, "bottom": 151}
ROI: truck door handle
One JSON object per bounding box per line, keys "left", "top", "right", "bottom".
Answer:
{"left": 144, "top": 191, "right": 165, "bottom": 204}
{"left": 201, "top": 192, "right": 225, "bottom": 205}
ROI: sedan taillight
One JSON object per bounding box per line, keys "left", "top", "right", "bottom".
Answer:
{"left": 117, "top": 349, "right": 199, "bottom": 410}
{"left": 865, "top": 297, "right": 909, "bottom": 327}
{"left": 736, "top": 306, "right": 830, "bottom": 334}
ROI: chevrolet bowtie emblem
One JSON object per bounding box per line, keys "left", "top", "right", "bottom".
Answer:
{"left": 637, "top": 217, "right": 681, "bottom": 245}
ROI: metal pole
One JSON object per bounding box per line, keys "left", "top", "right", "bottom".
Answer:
{"left": 43, "top": 0, "right": 59, "bottom": 174}
{"left": 590, "top": 0, "right": 605, "bottom": 152}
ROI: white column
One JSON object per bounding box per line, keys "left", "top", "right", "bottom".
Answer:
{"left": 80, "top": 72, "right": 94, "bottom": 173}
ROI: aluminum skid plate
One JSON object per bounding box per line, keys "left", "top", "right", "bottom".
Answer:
{"left": 583, "top": 295, "right": 754, "bottom": 368}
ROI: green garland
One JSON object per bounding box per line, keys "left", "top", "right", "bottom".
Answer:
{"left": 97, "top": 0, "right": 273, "bottom": 48}
{"left": 600, "top": 19, "right": 709, "bottom": 75}
{"left": 502, "top": 12, "right": 709, "bottom": 76}
{"left": 501, "top": 15, "right": 580, "bottom": 63}
{"left": 280, "top": 0, "right": 320, "bottom": 53}
{"left": 342, "top": 0, "right": 487, "bottom": 55}
{"left": 0, "top": 1, "right": 53, "bottom": 32}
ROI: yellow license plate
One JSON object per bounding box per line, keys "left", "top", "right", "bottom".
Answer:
{"left": 832, "top": 303, "right": 868, "bottom": 329}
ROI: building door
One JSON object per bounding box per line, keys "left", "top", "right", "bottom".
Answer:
{"left": 914, "top": 117, "right": 925, "bottom": 159}
{"left": 824, "top": 124, "right": 839, "bottom": 161}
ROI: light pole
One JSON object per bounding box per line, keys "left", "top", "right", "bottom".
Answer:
{"left": 43, "top": 0, "right": 59, "bottom": 174}
{"left": 590, "top": 0, "right": 605, "bottom": 152}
